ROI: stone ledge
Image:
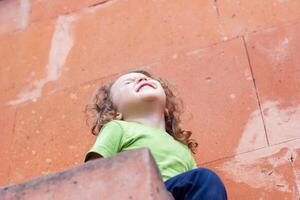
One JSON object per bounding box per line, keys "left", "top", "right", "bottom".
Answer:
{"left": 0, "top": 148, "right": 171, "bottom": 200}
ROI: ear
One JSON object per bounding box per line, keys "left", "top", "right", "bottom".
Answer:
{"left": 116, "top": 112, "right": 123, "bottom": 120}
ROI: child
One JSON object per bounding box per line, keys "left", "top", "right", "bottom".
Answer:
{"left": 84, "top": 70, "right": 227, "bottom": 200}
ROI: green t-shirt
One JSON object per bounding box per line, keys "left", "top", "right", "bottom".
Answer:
{"left": 85, "top": 120, "right": 197, "bottom": 181}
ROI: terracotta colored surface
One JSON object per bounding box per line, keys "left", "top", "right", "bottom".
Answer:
{"left": 0, "top": 0, "right": 31, "bottom": 33}
{"left": 6, "top": 80, "right": 105, "bottom": 184}
{"left": 293, "top": 148, "right": 300, "bottom": 196}
{"left": 1, "top": 0, "right": 224, "bottom": 108}
{"left": 0, "top": 148, "right": 171, "bottom": 200}
{"left": 50, "top": 0, "right": 223, "bottom": 95}
{"left": 151, "top": 37, "right": 267, "bottom": 164}
{"left": 0, "top": 107, "right": 16, "bottom": 186}
{"left": 205, "top": 139, "right": 300, "bottom": 199}
{"left": 0, "top": 21, "right": 55, "bottom": 107}
{"left": 0, "top": 0, "right": 300, "bottom": 199}
{"left": 0, "top": 0, "right": 108, "bottom": 33}
{"left": 245, "top": 22, "right": 300, "bottom": 145}
{"left": 217, "top": 0, "right": 300, "bottom": 38}
{"left": 30, "top": 0, "right": 107, "bottom": 22}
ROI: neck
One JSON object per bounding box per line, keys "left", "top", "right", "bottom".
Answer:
{"left": 123, "top": 108, "right": 166, "bottom": 131}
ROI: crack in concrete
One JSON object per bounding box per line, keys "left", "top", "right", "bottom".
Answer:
{"left": 88, "top": 0, "right": 112, "bottom": 8}
{"left": 242, "top": 36, "right": 270, "bottom": 146}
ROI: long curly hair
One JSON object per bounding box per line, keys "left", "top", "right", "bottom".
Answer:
{"left": 85, "top": 70, "right": 198, "bottom": 153}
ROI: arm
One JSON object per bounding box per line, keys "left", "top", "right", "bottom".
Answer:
{"left": 84, "top": 121, "right": 123, "bottom": 162}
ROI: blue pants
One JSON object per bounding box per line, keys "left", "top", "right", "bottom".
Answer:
{"left": 164, "top": 168, "right": 227, "bottom": 200}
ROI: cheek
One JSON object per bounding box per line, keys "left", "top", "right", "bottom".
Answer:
{"left": 111, "top": 94, "right": 119, "bottom": 110}
{"left": 155, "top": 87, "right": 167, "bottom": 104}
{"left": 117, "top": 87, "right": 137, "bottom": 105}
{"left": 158, "top": 86, "right": 167, "bottom": 98}
{"left": 111, "top": 90, "right": 124, "bottom": 109}
{"left": 121, "top": 86, "right": 136, "bottom": 99}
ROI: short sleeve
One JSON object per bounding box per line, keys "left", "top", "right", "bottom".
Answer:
{"left": 188, "top": 150, "right": 198, "bottom": 170}
{"left": 182, "top": 145, "right": 198, "bottom": 170}
{"left": 190, "top": 157, "right": 198, "bottom": 169}
{"left": 84, "top": 121, "right": 123, "bottom": 161}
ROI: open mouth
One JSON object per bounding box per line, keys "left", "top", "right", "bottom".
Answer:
{"left": 136, "top": 83, "right": 156, "bottom": 92}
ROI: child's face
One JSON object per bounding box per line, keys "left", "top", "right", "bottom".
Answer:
{"left": 110, "top": 72, "right": 166, "bottom": 115}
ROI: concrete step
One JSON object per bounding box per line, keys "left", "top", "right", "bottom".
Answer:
{"left": 0, "top": 148, "right": 172, "bottom": 200}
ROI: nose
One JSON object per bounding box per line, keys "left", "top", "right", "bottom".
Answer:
{"left": 136, "top": 77, "right": 148, "bottom": 84}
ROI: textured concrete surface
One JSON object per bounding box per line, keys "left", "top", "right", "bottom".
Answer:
{"left": 0, "top": 0, "right": 300, "bottom": 199}
{"left": 0, "top": 148, "right": 171, "bottom": 200}
{"left": 206, "top": 140, "right": 300, "bottom": 199}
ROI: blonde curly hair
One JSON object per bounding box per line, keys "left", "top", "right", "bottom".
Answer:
{"left": 85, "top": 70, "right": 198, "bottom": 153}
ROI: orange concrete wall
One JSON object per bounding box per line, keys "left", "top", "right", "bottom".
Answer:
{"left": 0, "top": 0, "right": 300, "bottom": 199}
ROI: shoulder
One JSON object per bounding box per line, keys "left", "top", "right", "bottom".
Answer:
{"left": 101, "top": 120, "right": 138, "bottom": 132}
{"left": 107, "top": 120, "right": 143, "bottom": 130}
{"left": 100, "top": 120, "right": 124, "bottom": 134}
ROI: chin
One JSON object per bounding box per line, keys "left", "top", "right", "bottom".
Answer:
{"left": 139, "top": 94, "right": 157, "bottom": 101}
{"left": 141, "top": 95, "right": 166, "bottom": 106}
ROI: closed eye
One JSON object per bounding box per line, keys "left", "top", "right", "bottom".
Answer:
{"left": 123, "top": 79, "right": 135, "bottom": 85}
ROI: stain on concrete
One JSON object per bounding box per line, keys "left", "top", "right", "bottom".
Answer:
{"left": 262, "top": 100, "right": 300, "bottom": 143}
{"left": 220, "top": 144, "right": 299, "bottom": 193}
{"left": 255, "top": 37, "right": 290, "bottom": 62}
{"left": 8, "top": 15, "right": 77, "bottom": 106}
{"left": 293, "top": 166, "right": 300, "bottom": 199}
{"left": 235, "top": 108, "right": 266, "bottom": 154}
{"left": 19, "top": 0, "right": 31, "bottom": 29}
{"left": 220, "top": 98, "right": 300, "bottom": 194}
